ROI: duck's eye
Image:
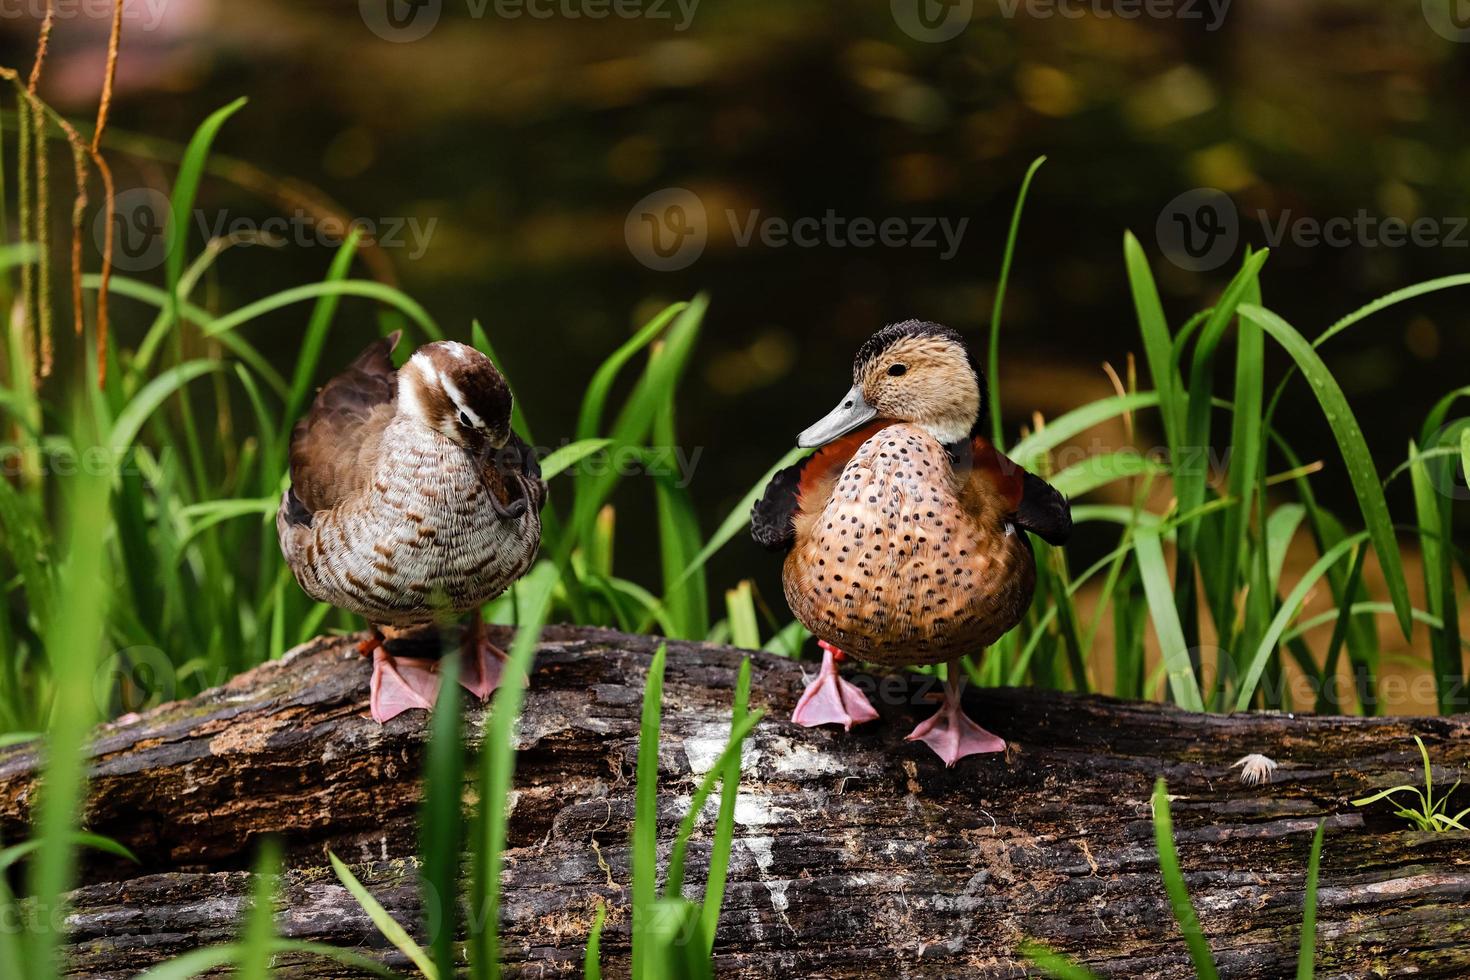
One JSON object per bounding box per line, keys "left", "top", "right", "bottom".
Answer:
{"left": 459, "top": 411, "right": 474, "bottom": 428}
{"left": 887, "top": 363, "right": 908, "bottom": 377}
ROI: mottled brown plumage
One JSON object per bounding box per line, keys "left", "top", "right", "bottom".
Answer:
{"left": 277, "top": 332, "right": 545, "bottom": 722}
{"left": 783, "top": 423, "right": 1036, "bottom": 667}
{"left": 753, "top": 320, "right": 1071, "bottom": 763}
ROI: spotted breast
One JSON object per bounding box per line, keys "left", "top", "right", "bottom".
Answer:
{"left": 782, "top": 423, "right": 1036, "bottom": 667}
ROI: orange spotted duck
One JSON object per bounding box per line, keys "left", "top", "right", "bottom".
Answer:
{"left": 751, "top": 320, "right": 1072, "bottom": 765}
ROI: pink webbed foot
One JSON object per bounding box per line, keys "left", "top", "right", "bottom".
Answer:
{"left": 792, "top": 641, "right": 879, "bottom": 730}
{"left": 459, "top": 611, "right": 508, "bottom": 701}
{"left": 370, "top": 647, "right": 441, "bottom": 724}
{"left": 905, "top": 662, "right": 1005, "bottom": 766}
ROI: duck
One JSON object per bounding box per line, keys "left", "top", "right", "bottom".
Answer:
{"left": 751, "top": 320, "right": 1072, "bottom": 765}
{"left": 277, "top": 331, "right": 546, "bottom": 723}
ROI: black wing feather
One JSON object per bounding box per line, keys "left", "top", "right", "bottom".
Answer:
{"left": 751, "top": 462, "right": 804, "bottom": 552}
{"left": 1014, "top": 471, "right": 1072, "bottom": 545}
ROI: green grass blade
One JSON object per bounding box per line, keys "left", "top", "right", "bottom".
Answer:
{"left": 422, "top": 657, "right": 463, "bottom": 980}
{"left": 1169, "top": 251, "right": 1267, "bottom": 661}
{"left": 1221, "top": 265, "right": 1265, "bottom": 633}
{"left": 1123, "top": 232, "right": 1182, "bottom": 454}
{"left": 575, "top": 303, "right": 687, "bottom": 443}
{"left": 330, "top": 852, "right": 438, "bottom": 980}
{"left": 1233, "top": 532, "right": 1366, "bottom": 712}
{"left": 1240, "top": 304, "right": 1413, "bottom": 640}
{"left": 540, "top": 439, "right": 612, "bottom": 480}
{"left": 988, "top": 155, "right": 1046, "bottom": 446}
{"left": 1461, "top": 430, "right": 1469, "bottom": 486}
{"left": 133, "top": 946, "right": 240, "bottom": 980}
{"left": 1151, "top": 779, "right": 1219, "bottom": 980}
{"left": 664, "top": 707, "right": 765, "bottom": 899}
{"left": 1296, "top": 820, "right": 1327, "bottom": 980}
{"left": 701, "top": 657, "right": 751, "bottom": 951}
{"left": 1133, "top": 527, "right": 1204, "bottom": 711}
{"left": 1048, "top": 451, "right": 1165, "bottom": 498}
{"left": 631, "top": 644, "right": 668, "bottom": 980}
{"left": 1009, "top": 392, "right": 1160, "bottom": 468}
{"left": 203, "top": 280, "right": 442, "bottom": 341}
{"left": 107, "top": 360, "right": 227, "bottom": 455}
{"left": 237, "top": 838, "right": 282, "bottom": 980}
{"left": 584, "top": 902, "right": 606, "bottom": 980}
{"left": 165, "top": 98, "right": 248, "bottom": 327}
{"left": 471, "top": 572, "right": 555, "bottom": 979}
{"left": 284, "top": 229, "right": 362, "bottom": 428}
{"left": 660, "top": 445, "right": 810, "bottom": 604}
{"left": 725, "top": 582, "right": 761, "bottom": 650}
{"left": 26, "top": 421, "right": 113, "bottom": 980}
{"left": 1020, "top": 942, "right": 1104, "bottom": 980}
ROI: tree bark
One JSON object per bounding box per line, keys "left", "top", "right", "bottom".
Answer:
{"left": 1, "top": 626, "right": 1467, "bottom": 979}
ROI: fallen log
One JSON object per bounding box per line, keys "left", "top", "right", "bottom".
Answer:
{"left": 1, "top": 626, "right": 1468, "bottom": 978}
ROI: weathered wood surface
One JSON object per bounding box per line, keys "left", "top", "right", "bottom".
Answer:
{"left": 2, "top": 626, "right": 1469, "bottom": 979}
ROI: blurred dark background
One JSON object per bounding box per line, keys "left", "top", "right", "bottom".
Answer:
{"left": 5, "top": 0, "right": 1468, "bottom": 596}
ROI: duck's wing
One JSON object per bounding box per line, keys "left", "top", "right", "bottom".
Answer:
{"left": 284, "top": 331, "right": 402, "bottom": 522}
{"left": 751, "top": 420, "right": 893, "bottom": 552}
{"left": 960, "top": 435, "right": 1073, "bottom": 546}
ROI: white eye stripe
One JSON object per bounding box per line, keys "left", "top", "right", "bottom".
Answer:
{"left": 439, "top": 371, "right": 484, "bottom": 428}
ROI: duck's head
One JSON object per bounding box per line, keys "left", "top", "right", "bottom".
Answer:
{"left": 397, "top": 340, "right": 514, "bottom": 450}
{"left": 797, "top": 320, "right": 984, "bottom": 448}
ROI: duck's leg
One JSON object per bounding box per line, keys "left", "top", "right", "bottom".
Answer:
{"left": 792, "top": 640, "right": 880, "bottom": 730}
{"left": 366, "top": 630, "right": 441, "bottom": 724}
{"left": 905, "top": 658, "right": 1005, "bottom": 765}
{"left": 458, "top": 608, "right": 508, "bottom": 701}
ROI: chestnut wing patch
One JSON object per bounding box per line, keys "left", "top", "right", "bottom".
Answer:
{"left": 750, "top": 420, "right": 895, "bottom": 552}
{"left": 288, "top": 331, "right": 402, "bottom": 515}
{"left": 963, "top": 436, "right": 1072, "bottom": 546}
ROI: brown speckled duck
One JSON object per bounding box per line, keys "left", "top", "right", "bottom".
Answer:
{"left": 752, "top": 321, "right": 1071, "bottom": 765}
{"left": 277, "top": 332, "right": 545, "bottom": 723}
